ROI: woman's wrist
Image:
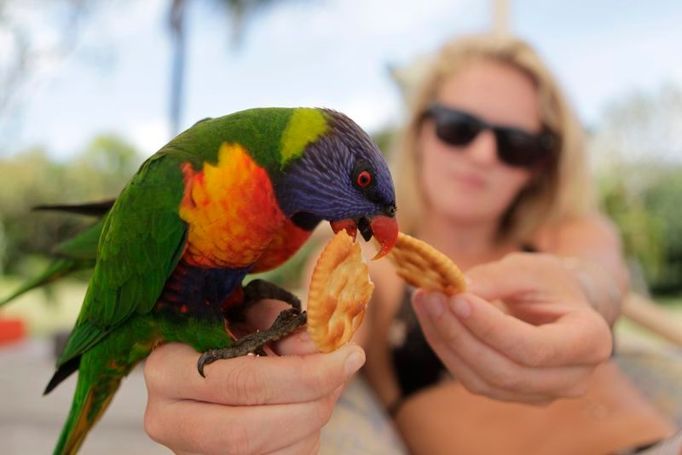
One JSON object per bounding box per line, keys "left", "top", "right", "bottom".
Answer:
{"left": 561, "top": 257, "right": 623, "bottom": 326}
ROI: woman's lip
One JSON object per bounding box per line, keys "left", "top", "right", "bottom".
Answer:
{"left": 453, "top": 172, "right": 487, "bottom": 188}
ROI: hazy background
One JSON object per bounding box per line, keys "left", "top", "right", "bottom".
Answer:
{"left": 0, "top": 1, "right": 681, "bottom": 453}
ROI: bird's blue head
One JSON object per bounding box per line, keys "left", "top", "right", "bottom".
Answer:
{"left": 273, "top": 109, "right": 398, "bottom": 258}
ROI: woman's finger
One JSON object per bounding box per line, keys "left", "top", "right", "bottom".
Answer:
{"left": 466, "top": 253, "right": 583, "bottom": 304}
{"left": 444, "top": 292, "right": 611, "bottom": 367}
{"left": 412, "top": 291, "right": 591, "bottom": 399}
{"left": 413, "top": 292, "right": 563, "bottom": 403}
{"left": 412, "top": 291, "right": 593, "bottom": 400}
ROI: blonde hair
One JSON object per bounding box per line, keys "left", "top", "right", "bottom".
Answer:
{"left": 392, "top": 34, "right": 594, "bottom": 242}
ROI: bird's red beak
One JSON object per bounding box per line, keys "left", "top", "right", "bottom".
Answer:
{"left": 369, "top": 215, "right": 399, "bottom": 259}
{"left": 330, "top": 215, "right": 398, "bottom": 260}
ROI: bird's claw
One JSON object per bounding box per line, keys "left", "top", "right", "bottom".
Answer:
{"left": 197, "top": 309, "right": 307, "bottom": 378}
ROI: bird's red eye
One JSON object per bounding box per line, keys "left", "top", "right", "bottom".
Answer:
{"left": 356, "top": 170, "right": 372, "bottom": 188}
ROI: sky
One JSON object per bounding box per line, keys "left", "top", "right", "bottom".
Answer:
{"left": 2, "top": 0, "right": 682, "bottom": 159}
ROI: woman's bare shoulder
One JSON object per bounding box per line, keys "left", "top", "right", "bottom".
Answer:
{"left": 533, "top": 212, "right": 622, "bottom": 254}
{"left": 532, "top": 212, "right": 629, "bottom": 288}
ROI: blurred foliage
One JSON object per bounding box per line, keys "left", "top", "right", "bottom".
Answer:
{"left": 591, "top": 84, "right": 682, "bottom": 297}
{"left": 591, "top": 84, "right": 682, "bottom": 168}
{"left": 598, "top": 164, "right": 682, "bottom": 297}
{"left": 0, "top": 134, "right": 141, "bottom": 275}
{"left": 642, "top": 167, "right": 682, "bottom": 295}
{"left": 598, "top": 169, "right": 664, "bottom": 288}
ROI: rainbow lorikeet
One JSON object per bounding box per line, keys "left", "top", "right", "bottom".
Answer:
{"left": 43, "top": 107, "right": 398, "bottom": 454}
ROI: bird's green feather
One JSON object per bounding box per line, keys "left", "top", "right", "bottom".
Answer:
{"left": 280, "top": 108, "right": 328, "bottom": 166}
{"left": 57, "top": 151, "right": 188, "bottom": 367}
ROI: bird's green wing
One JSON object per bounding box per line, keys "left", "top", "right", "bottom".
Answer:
{"left": 57, "top": 151, "right": 189, "bottom": 367}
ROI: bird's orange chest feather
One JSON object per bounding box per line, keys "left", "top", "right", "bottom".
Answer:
{"left": 178, "top": 143, "right": 311, "bottom": 270}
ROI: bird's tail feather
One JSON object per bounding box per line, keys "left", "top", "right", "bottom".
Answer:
{"left": 53, "top": 373, "right": 121, "bottom": 455}
{"left": 33, "top": 199, "right": 115, "bottom": 217}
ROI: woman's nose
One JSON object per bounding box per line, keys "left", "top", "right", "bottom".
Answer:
{"left": 464, "top": 129, "right": 498, "bottom": 165}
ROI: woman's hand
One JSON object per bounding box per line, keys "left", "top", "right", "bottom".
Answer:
{"left": 143, "top": 300, "right": 365, "bottom": 455}
{"left": 412, "top": 253, "right": 613, "bottom": 405}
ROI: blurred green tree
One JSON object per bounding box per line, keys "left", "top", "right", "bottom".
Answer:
{"left": 598, "top": 171, "right": 664, "bottom": 293}
{"left": 642, "top": 167, "right": 682, "bottom": 295}
{"left": 67, "top": 134, "right": 141, "bottom": 198}
{"left": 592, "top": 84, "right": 682, "bottom": 297}
{"left": 0, "top": 134, "right": 139, "bottom": 276}
{"left": 0, "top": 148, "right": 71, "bottom": 275}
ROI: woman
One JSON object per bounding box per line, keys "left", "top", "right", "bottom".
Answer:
{"left": 358, "top": 34, "right": 676, "bottom": 454}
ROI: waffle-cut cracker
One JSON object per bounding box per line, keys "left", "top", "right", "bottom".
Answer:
{"left": 307, "top": 231, "right": 374, "bottom": 352}
{"left": 389, "top": 232, "right": 466, "bottom": 295}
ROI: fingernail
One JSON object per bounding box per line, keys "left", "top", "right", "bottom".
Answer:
{"left": 450, "top": 296, "right": 471, "bottom": 318}
{"left": 344, "top": 348, "right": 365, "bottom": 376}
{"left": 426, "top": 293, "right": 445, "bottom": 318}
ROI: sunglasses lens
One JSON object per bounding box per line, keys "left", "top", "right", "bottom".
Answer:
{"left": 495, "top": 129, "right": 550, "bottom": 167}
{"left": 430, "top": 110, "right": 482, "bottom": 146}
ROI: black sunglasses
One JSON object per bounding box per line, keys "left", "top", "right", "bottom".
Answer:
{"left": 421, "top": 103, "right": 557, "bottom": 168}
